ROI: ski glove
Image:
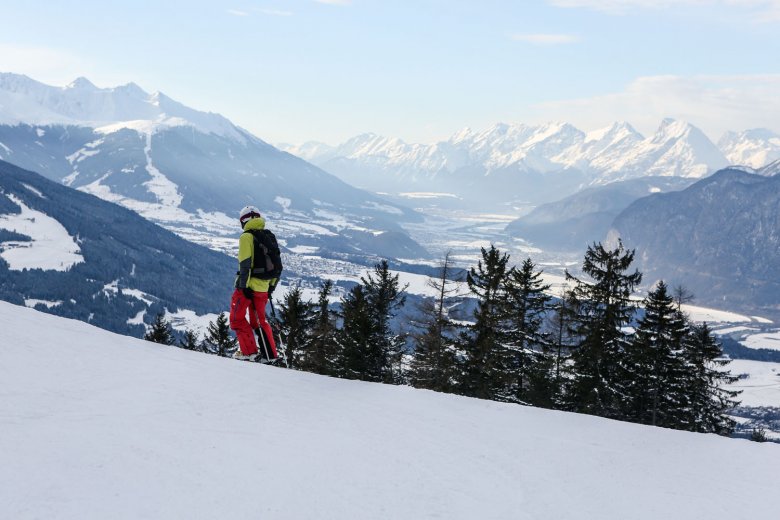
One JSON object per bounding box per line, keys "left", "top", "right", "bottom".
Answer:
{"left": 242, "top": 287, "right": 254, "bottom": 300}
{"left": 268, "top": 282, "right": 277, "bottom": 296}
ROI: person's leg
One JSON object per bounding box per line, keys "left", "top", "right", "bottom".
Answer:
{"left": 229, "top": 289, "right": 258, "bottom": 355}
{"left": 252, "top": 291, "right": 278, "bottom": 358}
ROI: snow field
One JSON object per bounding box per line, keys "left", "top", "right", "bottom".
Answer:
{"left": 1, "top": 301, "right": 778, "bottom": 520}
{"left": 0, "top": 194, "right": 83, "bottom": 271}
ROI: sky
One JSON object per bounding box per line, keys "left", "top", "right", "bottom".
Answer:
{"left": 1, "top": 0, "right": 779, "bottom": 145}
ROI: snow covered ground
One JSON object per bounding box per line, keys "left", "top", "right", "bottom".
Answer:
{"left": 0, "top": 194, "right": 83, "bottom": 271}
{"left": 1, "top": 300, "right": 778, "bottom": 519}
{"left": 727, "top": 359, "right": 780, "bottom": 408}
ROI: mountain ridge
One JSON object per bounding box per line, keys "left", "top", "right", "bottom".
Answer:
{"left": 284, "top": 120, "right": 779, "bottom": 205}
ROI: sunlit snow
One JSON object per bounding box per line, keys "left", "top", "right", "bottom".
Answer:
{"left": 1, "top": 301, "right": 778, "bottom": 520}
{"left": 0, "top": 194, "right": 83, "bottom": 271}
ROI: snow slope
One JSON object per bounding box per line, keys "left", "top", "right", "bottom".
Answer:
{"left": 1, "top": 300, "right": 778, "bottom": 519}
{"left": 0, "top": 193, "right": 83, "bottom": 271}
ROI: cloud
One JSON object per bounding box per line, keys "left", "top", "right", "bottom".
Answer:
{"left": 227, "top": 9, "right": 250, "bottom": 16}
{"left": 530, "top": 74, "right": 780, "bottom": 138}
{"left": 548, "top": 0, "right": 780, "bottom": 20}
{"left": 511, "top": 33, "right": 580, "bottom": 45}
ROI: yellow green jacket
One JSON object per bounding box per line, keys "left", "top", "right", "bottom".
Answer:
{"left": 234, "top": 217, "right": 277, "bottom": 292}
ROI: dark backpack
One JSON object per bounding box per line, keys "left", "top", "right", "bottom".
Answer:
{"left": 246, "top": 229, "right": 283, "bottom": 280}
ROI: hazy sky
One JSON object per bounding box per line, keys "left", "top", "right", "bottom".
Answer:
{"left": 2, "top": 0, "right": 779, "bottom": 144}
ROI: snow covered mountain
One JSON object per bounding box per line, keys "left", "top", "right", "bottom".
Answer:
{"left": 0, "top": 73, "right": 245, "bottom": 141}
{"left": 2, "top": 299, "right": 778, "bottom": 519}
{"left": 285, "top": 119, "right": 748, "bottom": 205}
{"left": 719, "top": 128, "right": 780, "bottom": 169}
{"left": 0, "top": 73, "right": 424, "bottom": 262}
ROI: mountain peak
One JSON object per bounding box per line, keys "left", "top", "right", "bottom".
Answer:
{"left": 67, "top": 77, "right": 98, "bottom": 90}
{"left": 115, "top": 81, "right": 148, "bottom": 98}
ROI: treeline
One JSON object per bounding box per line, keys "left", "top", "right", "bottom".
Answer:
{"left": 146, "top": 240, "right": 740, "bottom": 435}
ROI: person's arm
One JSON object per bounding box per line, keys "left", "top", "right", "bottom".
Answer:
{"left": 237, "top": 232, "right": 253, "bottom": 293}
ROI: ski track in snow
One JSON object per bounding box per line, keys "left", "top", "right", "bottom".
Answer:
{"left": 0, "top": 301, "right": 778, "bottom": 520}
{"left": 143, "top": 132, "right": 182, "bottom": 207}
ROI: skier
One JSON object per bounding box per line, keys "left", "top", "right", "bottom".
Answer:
{"left": 230, "top": 205, "right": 280, "bottom": 362}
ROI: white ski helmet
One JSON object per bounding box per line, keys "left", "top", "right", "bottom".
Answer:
{"left": 239, "top": 205, "right": 261, "bottom": 227}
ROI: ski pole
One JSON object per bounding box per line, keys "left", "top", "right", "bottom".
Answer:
{"left": 268, "top": 299, "right": 289, "bottom": 368}
{"left": 249, "top": 297, "right": 273, "bottom": 361}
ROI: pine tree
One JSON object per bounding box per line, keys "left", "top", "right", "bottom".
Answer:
{"left": 504, "top": 258, "right": 553, "bottom": 406}
{"left": 547, "top": 289, "right": 580, "bottom": 406}
{"left": 202, "top": 312, "right": 238, "bottom": 357}
{"left": 461, "top": 245, "right": 512, "bottom": 400}
{"left": 409, "top": 252, "right": 461, "bottom": 393}
{"left": 565, "top": 240, "right": 642, "bottom": 418}
{"left": 278, "top": 285, "right": 315, "bottom": 370}
{"left": 306, "top": 280, "right": 339, "bottom": 376}
{"left": 336, "top": 284, "right": 376, "bottom": 380}
{"left": 178, "top": 328, "right": 200, "bottom": 351}
{"left": 144, "top": 312, "right": 175, "bottom": 345}
{"left": 623, "top": 281, "right": 688, "bottom": 426}
{"left": 361, "top": 260, "right": 408, "bottom": 384}
{"left": 681, "top": 323, "right": 740, "bottom": 434}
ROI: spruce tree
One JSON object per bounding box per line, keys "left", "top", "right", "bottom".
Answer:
{"left": 409, "top": 252, "right": 461, "bottom": 393}
{"left": 336, "top": 284, "right": 376, "bottom": 380}
{"left": 565, "top": 240, "right": 642, "bottom": 418}
{"left": 504, "top": 258, "right": 554, "bottom": 406}
{"left": 623, "top": 281, "right": 688, "bottom": 426}
{"left": 202, "top": 312, "right": 238, "bottom": 357}
{"left": 547, "top": 289, "right": 580, "bottom": 406}
{"left": 461, "top": 245, "right": 512, "bottom": 400}
{"left": 306, "top": 280, "right": 339, "bottom": 376}
{"left": 178, "top": 328, "right": 200, "bottom": 351}
{"left": 278, "top": 285, "right": 315, "bottom": 370}
{"left": 361, "top": 260, "right": 408, "bottom": 384}
{"left": 144, "top": 313, "right": 175, "bottom": 345}
{"left": 681, "top": 323, "right": 740, "bottom": 434}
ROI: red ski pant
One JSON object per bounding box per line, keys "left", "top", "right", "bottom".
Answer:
{"left": 229, "top": 289, "right": 277, "bottom": 358}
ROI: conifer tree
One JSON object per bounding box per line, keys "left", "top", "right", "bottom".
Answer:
{"left": 306, "top": 280, "right": 339, "bottom": 376}
{"left": 178, "top": 328, "right": 200, "bottom": 351}
{"left": 547, "top": 289, "right": 580, "bottom": 405}
{"left": 202, "top": 312, "right": 238, "bottom": 357}
{"left": 504, "top": 258, "right": 554, "bottom": 406}
{"left": 278, "top": 285, "right": 315, "bottom": 370}
{"left": 361, "top": 260, "right": 408, "bottom": 384}
{"left": 623, "top": 281, "right": 688, "bottom": 426}
{"left": 461, "top": 245, "right": 512, "bottom": 400}
{"left": 144, "top": 312, "right": 175, "bottom": 345}
{"left": 681, "top": 323, "right": 740, "bottom": 434}
{"left": 336, "top": 284, "right": 376, "bottom": 380}
{"left": 409, "top": 252, "right": 461, "bottom": 393}
{"left": 565, "top": 240, "right": 642, "bottom": 418}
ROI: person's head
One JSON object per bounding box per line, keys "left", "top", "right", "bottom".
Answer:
{"left": 239, "top": 205, "right": 261, "bottom": 229}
